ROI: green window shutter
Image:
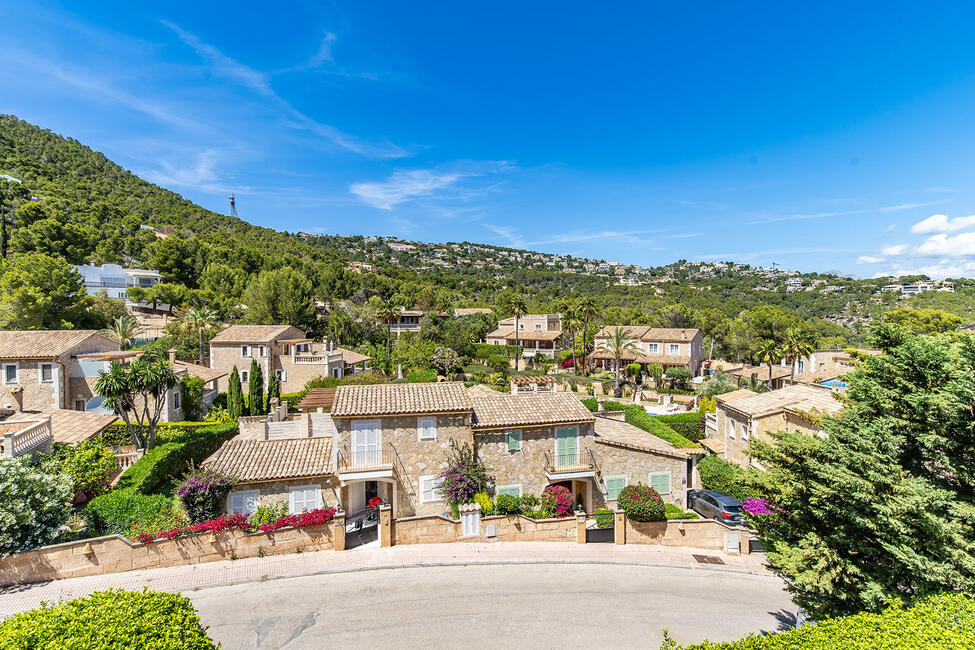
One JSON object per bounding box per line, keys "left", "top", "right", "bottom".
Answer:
{"left": 650, "top": 472, "right": 671, "bottom": 495}
{"left": 507, "top": 430, "right": 521, "bottom": 451}
{"left": 497, "top": 485, "right": 521, "bottom": 497}
{"left": 556, "top": 427, "right": 578, "bottom": 460}
{"left": 606, "top": 477, "right": 626, "bottom": 500}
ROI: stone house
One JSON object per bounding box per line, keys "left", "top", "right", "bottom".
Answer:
{"left": 589, "top": 326, "right": 705, "bottom": 377}
{"left": 497, "top": 313, "right": 562, "bottom": 332}
{"left": 204, "top": 437, "right": 338, "bottom": 515}
{"left": 702, "top": 384, "right": 843, "bottom": 467}
{"left": 209, "top": 325, "right": 370, "bottom": 395}
{"left": 484, "top": 327, "right": 566, "bottom": 359}
{"left": 727, "top": 364, "right": 792, "bottom": 390}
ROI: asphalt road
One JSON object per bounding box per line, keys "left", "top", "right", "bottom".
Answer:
{"left": 186, "top": 563, "right": 795, "bottom": 649}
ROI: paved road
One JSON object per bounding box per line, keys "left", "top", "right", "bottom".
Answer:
{"left": 187, "top": 564, "right": 794, "bottom": 649}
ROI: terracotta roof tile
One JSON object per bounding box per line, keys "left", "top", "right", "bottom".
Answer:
{"left": 595, "top": 326, "right": 701, "bottom": 343}
{"left": 296, "top": 387, "right": 337, "bottom": 412}
{"left": 471, "top": 392, "right": 594, "bottom": 430}
{"left": 203, "top": 438, "right": 332, "bottom": 482}
{"left": 0, "top": 330, "right": 118, "bottom": 359}
{"left": 174, "top": 360, "right": 227, "bottom": 383}
{"left": 332, "top": 382, "right": 472, "bottom": 417}
{"left": 44, "top": 409, "right": 118, "bottom": 445}
{"left": 723, "top": 384, "right": 843, "bottom": 418}
{"left": 210, "top": 325, "right": 298, "bottom": 344}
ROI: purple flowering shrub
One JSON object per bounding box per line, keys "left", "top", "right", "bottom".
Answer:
{"left": 437, "top": 440, "right": 493, "bottom": 505}
{"left": 742, "top": 497, "right": 775, "bottom": 516}
{"left": 540, "top": 485, "right": 575, "bottom": 518}
{"left": 176, "top": 467, "right": 236, "bottom": 523}
{"left": 431, "top": 346, "right": 463, "bottom": 376}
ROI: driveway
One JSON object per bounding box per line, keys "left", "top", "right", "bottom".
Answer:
{"left": 187, "top": 564, "right": 794, "bottom": 649}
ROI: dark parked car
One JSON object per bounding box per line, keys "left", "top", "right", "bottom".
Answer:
{"left": 687, "top": 490, "right": 746, "bottom": 526}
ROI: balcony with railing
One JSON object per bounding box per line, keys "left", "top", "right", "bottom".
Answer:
{"left": 337, "top": 443, "right": 398, "bottom": 479}
{"left": 1, "top": 416, "right": 53, "bottom": 458}
{"left": 544, "top": 448, "right": 598, "bottom": 479}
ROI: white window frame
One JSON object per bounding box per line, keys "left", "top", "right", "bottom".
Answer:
{"left": 240, "top": 369, "right": 249, "bottom": 383}
{"left": 669, "top": 343, "right": 680, "bottom": 355}
{"left": 742, "top": 422, "right": 750, "bottom": 441}
{"left": 496, "top": 484, "right": 523, "bottom": 498}
{"left": 419, "top": 474, "right": 444, "bottom": 503}
{"left": 240, "top": 345, "right": 251, "bottom": 358}
{"left": 506, "top": 429, "right": 522, "bottom": 452}
{"left": 172, "top": 389, "right": 181, "bottom": 410}
{"left": 647, "top": 343, "right": 659, "bottom": 354}
{"left": 728, "top": 419, "right": 737, "bottom": 440}
{"left": 257, "top": 345, "right": 268, "bottom": 358}
{"left": 275, "top": 369, "right": 287, "bottom": 382}
{"left": 228, "top": 489, "right": 260, "bottom": 515}
{"left": 534, "top": 323, "right": 542, "bottom": 331}
{"left": 605, "top": 474, "right": 627, "bottom": 501}
{"left": 649, "top": 471, "right": 672, "bottom": 495}
{"left": 289, "top": 485, "right": 322, "bottom": 514}
{"left": 38, "top": 362, "right": 54, "bottom": 384}
{"left": 417, "top": 416, "right": 437, "bottom": 441}
{"left": 2, "top": 363, "right": 18, "bottom": 385}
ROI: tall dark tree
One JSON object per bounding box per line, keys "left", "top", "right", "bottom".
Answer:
{"left": 227, "top": 366, "right": 243, "bottom": 420}
{"left": 747, "top": 324, "right": 975, "bottom": 619}
{"left": 0, "top": 178, "right": 30, "bottom": 260}
{"left": 247, "top": 358, "right": 264, "bottom": 416}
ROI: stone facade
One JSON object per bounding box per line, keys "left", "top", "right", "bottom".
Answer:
{"left": 624, "top": 518, "right": 747, "bottom": 554}
{"left": 0, "top": 524, "right": 336, "bottom": 587}
{"left": 333, "top": 413, "right": 473, "bottom": 517}
{"left": 226, "top": 477, "right": 340, "bottom": 514}
{"left": 591, "top": 441, "right": 692, "bottom": 508}
{"left": 716, "top": 404, "right": 820, "bottom": 467}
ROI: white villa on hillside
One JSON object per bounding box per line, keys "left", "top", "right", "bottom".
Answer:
{"left": 74, "top": 264, "right": 162, "bottom": 299}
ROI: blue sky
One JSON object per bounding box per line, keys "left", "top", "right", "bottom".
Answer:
{"left": 4, "top": 2, "right": 975, "bottom": 277}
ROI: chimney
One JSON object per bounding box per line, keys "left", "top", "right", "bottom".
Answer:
{"left": 167, "top": 348, "right": 177, "bottom": 365}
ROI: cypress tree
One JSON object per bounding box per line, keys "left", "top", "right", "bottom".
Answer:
{"left": 267, "top": 370, "right": 281, "bottom": 406}
{"left": 227, "top": 366, "right": 243, "bottom": 419}
{"left": 248, "top": 359, "right": 264, "bottom": 415}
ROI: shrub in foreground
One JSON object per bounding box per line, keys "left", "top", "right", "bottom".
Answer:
{"left": 0, "top": 588, "right": 218, "bottom": 649}
{"left": 540, "top": 485, "right": 575, "bottom": 518}
{"left": 618, "top": 483, "right": 665, "bottom": 522}
{"left": 494, "top": 493, "right": 521, "bottom": 515}
{"left": 175, "top": 467, "right": 235, "bottom": 523}
{"left": 0, "top": 457, "right": 73, "bottom": 556}
{"left": 673, "top": 592, "right": 975, "bottom": 649}
{"left": 594, "top": 508, "right": 614, "bottom": 528}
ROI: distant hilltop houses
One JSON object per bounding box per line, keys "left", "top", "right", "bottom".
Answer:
{"left": 73, "top": 264, "right": 163, "bottom": 300}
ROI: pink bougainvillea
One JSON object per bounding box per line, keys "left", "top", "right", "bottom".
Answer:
{"left": 131, "top": 508, "right": 337, "bottom": 544}
{"left": 541, "top": 485, "right": 575, "bottom": 518}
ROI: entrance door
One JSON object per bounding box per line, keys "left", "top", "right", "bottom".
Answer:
{"left": 351, "top": 420, "right": 381, "bottom": 467}
{"left": 349, "top": 481, "right": 366, "bottom": 512}
{"left": 555, "top": 426, "right": 578, "bottom": 469}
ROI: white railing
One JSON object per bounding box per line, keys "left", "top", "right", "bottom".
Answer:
{"left": 2, "top": 417, "right": 53, "bottom": 458}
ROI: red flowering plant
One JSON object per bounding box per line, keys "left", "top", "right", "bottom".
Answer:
{"left": 368, "top": 496, "right": 382, "bottom": 509}
{"left": 617, "top": 483, "right": 665, "bottom": 522}
{"left": 540, "top": 485, "right": 575, "bottom": 518}
{"left": 130, "top": 508, "right": 337, "bottom": 543}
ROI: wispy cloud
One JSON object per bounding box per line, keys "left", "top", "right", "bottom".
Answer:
{"left": 747, "top": 200, "right": 949, "bottom": 225}
{"left": 856, "top": 255, "right": 885, "bottom": 264}
{"left": 881, "top": 244, "right": 908, "bottom": 256}
{"left": 309, "top": 32, "right": 338, "bottom": 67}
{"left": 161, "top": 21, "right": 406, "bottom": 158}
{"left": 349, "top": 161, "right": 513, "bottom": 210}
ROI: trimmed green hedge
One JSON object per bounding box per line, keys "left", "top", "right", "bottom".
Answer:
{"left": 0, "top": 588, "right": 218, "bottom": 649}
{"left": 84, "top": 423, "right": 238, "bottom": 536}
{"left": 678, "top": 593, "right": 975, "bottom": 649}
{"left": 97, "top": 422, "right": 218, "bottom": 447}
{"left": 473, "top": 343, "right": 522, "bottom": 359}
{"left": 657, "top": 413, "right": 704, "bottom": 442}
{"left": 581, "top": 398, "right": 700, "bottom": 449}
{"left": 697, "top": 454, "right": 749, "bottom": 501}
{"left": 664, "top": 503, "right": 699, "bottom": 520}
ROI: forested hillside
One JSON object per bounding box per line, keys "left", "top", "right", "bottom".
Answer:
{"left": 1, "top": 114, "right": 971, "bottom": 362}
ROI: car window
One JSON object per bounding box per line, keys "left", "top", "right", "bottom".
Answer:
{"left": 724, "top": 505, "right": 742, "bottom": 513}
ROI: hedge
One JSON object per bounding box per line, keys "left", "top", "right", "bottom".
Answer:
{"left": 657, "top": 413, "right": 704, "bottom": 442}
{"left": 0, "top": 588, "right": 218, "bottom": 649}
{"left": 678, "top": 593, "right": 975, "bottom": 649}
{"left": 581, "top": 398, "right": 700, "bottom": 449}
{"left": 84, "top": 423, "right": 238, "bottom": 536}
{"left": 97, "top": 422, "right": 219, "bottom": 447}
{"left": 473, "top": 343, "right": 522, "bottom": 359}
{"left": 697, "top": 454, "right": 749, "bottom": 501}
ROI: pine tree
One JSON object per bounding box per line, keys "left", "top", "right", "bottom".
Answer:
{"left": 247, "top": 359, "right": 264, "bottom": 416}
{"left": 227, "top": 366, "right": 243, "bottom": 419}
{"left": 747, "top": 323, "right": 975, "bottom": 619}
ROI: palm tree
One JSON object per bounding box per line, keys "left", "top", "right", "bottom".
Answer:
{"left": 374, "top": 299, "right": 401, "bottom": 374}
{"left": 577, "top": 296, "right": 600, "bottom": 374}
{"left": 701, "top": 370, "right": 737, "bottom": 398}
{"left": 782, "top": 326, "right": 816, "bottom": 385}
{"left": 562, "top": 306, "right": 582, "bottom": 375}
{"left": 755, "top": 339, "right": 783, "bottom": 390}
{"left": 175, "top": 306, "right": 220, "bottom": 365}
{"left": 596, "top": 328, "right": 640, "bottom": 397}
{"left": 505, "top": 294, "right": 528, "bottom": 371}
{"left": 103, "top": 314, "right": 141, "bottom": 351}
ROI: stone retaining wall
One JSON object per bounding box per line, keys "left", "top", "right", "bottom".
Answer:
{"left": 624, "top": 518, "right": 746, "bottom": 554}
{"left": 0, "top": 523, "right": 336, "bottom": 587}
{"left": 392, "top": 514, "right": 577, "bottom": 545}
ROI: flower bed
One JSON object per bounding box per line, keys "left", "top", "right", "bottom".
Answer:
{"left": 131, "top": 508, "right": 337, "bottom": 544}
